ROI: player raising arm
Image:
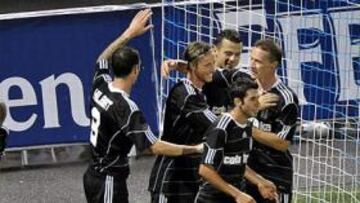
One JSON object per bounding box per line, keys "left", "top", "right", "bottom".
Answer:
{"left": 83, "top": 9, "right": 203, "bottom": 203}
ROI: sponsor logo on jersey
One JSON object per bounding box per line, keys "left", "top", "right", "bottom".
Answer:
{"left": 223, "top": 154, "right": 248, "bottom": 165}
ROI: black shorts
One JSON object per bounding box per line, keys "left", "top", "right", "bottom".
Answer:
{"left": 194, "top": 191, "right": 235, "bottom": 203}
{"left": 245, "top": 181, "right": 292, "bottom": 203}
{"left": 151, "top": 192, "right": 197, "bottom": 203}
{"left": 83, "top": 166, "right": 128, "bottom": 203}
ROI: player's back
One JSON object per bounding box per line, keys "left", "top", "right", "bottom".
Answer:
{"left": 89, "top": 81, "right": 136, "bottom": 178}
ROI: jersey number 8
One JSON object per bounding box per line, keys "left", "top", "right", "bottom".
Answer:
{"left": 90, "top": 107, "right": 101, "bottom": 147}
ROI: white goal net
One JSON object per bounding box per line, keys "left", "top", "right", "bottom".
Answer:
{"left": 159, "top": 0, "right": 360, "bottom": 202}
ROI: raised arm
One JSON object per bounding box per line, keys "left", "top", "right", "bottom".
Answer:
{"left": 97, "top": 9, "right": 153, "bottom": 62}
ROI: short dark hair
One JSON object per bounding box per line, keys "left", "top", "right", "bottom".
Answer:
{"left": 230, "top": 77, "right": 258, "bottom": 103}
{"left": 214, "top": 29, "right": 242, "bottom": 46}
{"left": 111, "top": 46, "right": 140, "bottom": 78}
{"left": 254, "top": 39, "right": 282, "bottom": 65}
{"left": 183, "top": 41, "right": 212, "bottom": 66}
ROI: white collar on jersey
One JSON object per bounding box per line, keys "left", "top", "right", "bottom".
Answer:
{"left": 260, "top": 77, "right": 282, "bottom": 92}
{"left": 224, "top": 113, "right": 247, "bottom": 128}
{"left": 108, "top": 83, "right": 130, "bottom": 97}
{"left": 181, "top": 78, "right": 203, "bottom": 91}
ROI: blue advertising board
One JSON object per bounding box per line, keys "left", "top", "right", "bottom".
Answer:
{"left": 0, "top": 8, "right": 162, "bottom": 147}
{"left": 1, "top": 0, "right": 359, "bottom": 148}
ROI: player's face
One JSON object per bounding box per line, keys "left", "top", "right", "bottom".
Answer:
{"left": 215, "top": 39, "right": 242, "bottom": 69}
{"left": 240, "top": 89, "right": 260, "bottom": 118}
{"left": 250, "top": 47, "right": 276, "bottom": 80}
{"left": 194, "top": 52, "right": 216, "bottom": 83}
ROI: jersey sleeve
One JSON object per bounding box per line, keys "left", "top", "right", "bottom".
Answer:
{"left": 202, "top": 128, "right": 226, "bottom": 170}
{"left": 183, "top": 94, "right": 217, "bottom": 133}
{"left": 277, "top": 103, "right": 299, "bottom": 140}
{"left": 93, "top": 59, "right": 112, "bottom": 87}
{"left": 126, "top": 111, "right": 158, "bottom": 152}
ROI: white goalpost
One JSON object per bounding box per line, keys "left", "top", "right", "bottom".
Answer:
{"left": 159, "top": 0, "right": 360, "bottom": 202}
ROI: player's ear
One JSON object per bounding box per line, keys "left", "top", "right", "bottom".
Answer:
{"left": 132, "top": 64, "right": 139, "bottom": 75}
{"left": 211, "top": 45, "right": 218, "bottom": 55}
{"left": 188, "top": 61, "right": 197, "bottom": 71}
{"left": 270, "top": 60, "right": 278, "bottom": 70}
{"left": 234, "top": 98, "right": 242, "bottom": 106}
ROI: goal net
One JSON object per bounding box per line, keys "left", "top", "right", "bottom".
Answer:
{"left": 159, "top": 0, "right": 360, "bottom": 202}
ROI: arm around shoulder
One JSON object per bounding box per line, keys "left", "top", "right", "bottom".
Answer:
{"left": 252, "top": 127, "right": 290, "bottom": 151}
{"left": 150, "top": 140, "right": 203, "bottom": 156}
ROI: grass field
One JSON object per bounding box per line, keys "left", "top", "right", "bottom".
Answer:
{"left": 293, "top": 188, "right": 360, "bottom": 203}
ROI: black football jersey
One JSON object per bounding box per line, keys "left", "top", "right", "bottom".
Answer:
{"left": 204, "top": 68, "right": 253, "bottom": 115}
{"left": 247, "top": 78, "right": 299, "bottom": 192}
{"left": 148, "top": 78, "right": 217, "bottom": 195}
{"left": 88, "top": 59, "right": 157, "bottom": 178}
{"left": 199, "top": 113, "right": 253, "bottom": 196}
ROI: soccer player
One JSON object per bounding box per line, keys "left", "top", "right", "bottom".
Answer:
{"left": 245, "top": 39, "right": 299, "bottom": 203}
{"left": 196, "top": 78, "right": 278, "bottom": 203}
{"left": 0, "top": 102, "right": 8, "bottom": 158}
{"left": 83, "top": 9, "right": 203, "bottom": 203}
{"left": 148, "top": 41, "right": 217, "bottom": 203}
{"left": 203, "top": 29, "right": 242, "bottom": 115}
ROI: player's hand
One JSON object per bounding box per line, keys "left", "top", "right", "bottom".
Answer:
{"left": 161, "top": 59, "right": 177, "bottom": 78}
{"left": 161, "top": 59, "right": 188, "bottom": 79}
{"left": 257, "top": 179, "right": 278, "bottom": 200}
{"left": 258, "top": 92, "right": 279, "bottom": 111}
{"left": 234, "top": 191, "right": 256, "bottom": 203}
{"left": 125, "top": 9, "right": 153, "bottom": 39}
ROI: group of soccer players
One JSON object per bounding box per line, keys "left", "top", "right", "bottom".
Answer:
{"left": 83, "top": 8, "right": 299, "bottom": 203}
